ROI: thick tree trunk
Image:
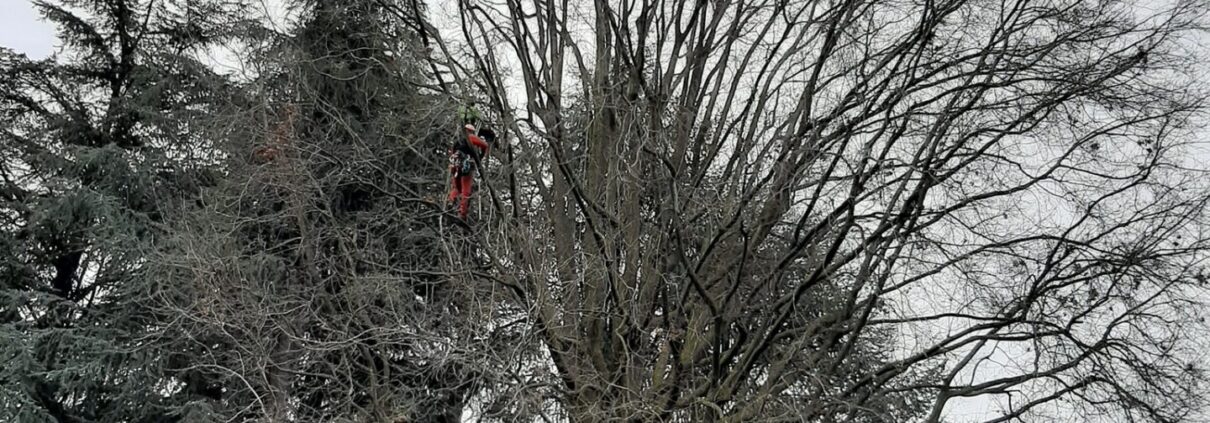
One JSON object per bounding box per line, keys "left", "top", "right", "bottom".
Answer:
{"left": 51, "top": 250, "right": 83, "bottom": 300}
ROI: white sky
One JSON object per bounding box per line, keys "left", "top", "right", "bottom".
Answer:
{"left": 1, "top": 0, "right": 56, "bottom": 58}
{"left": 3, "top": 1, "right": 1207, "bottom": 422}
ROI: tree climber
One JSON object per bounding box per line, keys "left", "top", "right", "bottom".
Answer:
{"left": 458, "top": 101, "right": 500, "bottom": 143}
{"left": 448, "top": 123, "right": 490, "bottom": 220}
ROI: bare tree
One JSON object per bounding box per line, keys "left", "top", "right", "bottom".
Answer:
{"left": 447, "top": 0, "right": 1210, "bottom": 420}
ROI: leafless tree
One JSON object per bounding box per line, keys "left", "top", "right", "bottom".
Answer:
{"left": 444, "top": 0, "right": 1210, "bottom": 420}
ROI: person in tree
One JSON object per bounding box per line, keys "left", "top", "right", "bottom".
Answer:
{"left": 477, "top": 126, "right": 497, "bottom": 145}
{"left": 448, "top": 123, "right": 490, "bottom": 219}
{"left": 457, "top": 101, "right": 500, "bottom": 145}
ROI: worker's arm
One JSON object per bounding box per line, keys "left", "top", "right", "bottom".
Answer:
{"left": 469, "top": 134, "right": 490, "bottom": 157}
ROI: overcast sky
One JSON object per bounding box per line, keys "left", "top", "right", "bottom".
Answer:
{"left": 0, "top": 4, "right": 1021, "bottom": 420}
{"left": 4, "top": 1, "right": 1207, "bottom": 422}
{"left": 1, "top": 0, "right": 56, "bottom": 58}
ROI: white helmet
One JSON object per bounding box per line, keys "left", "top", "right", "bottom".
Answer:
{"left": 464, "top": 124, "right": 476, "bottom": 132}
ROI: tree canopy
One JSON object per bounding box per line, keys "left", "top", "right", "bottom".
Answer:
{"left": 3, "top": 0, "right": 1210, "bottom": 422}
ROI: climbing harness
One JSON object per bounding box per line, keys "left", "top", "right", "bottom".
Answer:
{"left": 451, "top": 124, "right": 481, "bottom": 177}
{"left": 450, "top": 148, "right": 474, "bottom": 176}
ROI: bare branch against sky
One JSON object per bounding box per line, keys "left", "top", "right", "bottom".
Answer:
{"left": 3, "top": 0, "right": 1210, "bottom": 422}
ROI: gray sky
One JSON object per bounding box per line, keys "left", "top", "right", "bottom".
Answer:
{"left": 2, "top": 1, "right": 1206, "bottom": 422}
{"left": 0, "top": 3, "right": 1110, "bottom": 423}
{"left": 1, "top": 0, "right": 56, "bottom": 59}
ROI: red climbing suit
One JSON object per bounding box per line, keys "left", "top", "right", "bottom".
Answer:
{"left": 448, "top": 124, "right": 490, "bottom": 219}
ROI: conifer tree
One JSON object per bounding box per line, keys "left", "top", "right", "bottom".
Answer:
{"left": 0, "top": 1, "right": 249, "bottom": 421}
{"left": 145, "top": 1, "right": 512, "bottom": 420}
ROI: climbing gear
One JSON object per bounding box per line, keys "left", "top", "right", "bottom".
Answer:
{"left": 449, "top": 127, "right": 481, "bottom": 178}
{"left": 462, "top": 156, "right": 474, "bottom": 175}
{"left": 458, "top": 152, "right": 474, "bottom": 175}
{"left": 449, "top": 148, "right": 473, "bottom": 176}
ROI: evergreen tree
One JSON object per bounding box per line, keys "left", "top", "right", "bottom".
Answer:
{"left": 0, "top": 1, "right": 248, "bottom": 421}
{"left": 144, "top": 1, "right": 510, "bottom": 420}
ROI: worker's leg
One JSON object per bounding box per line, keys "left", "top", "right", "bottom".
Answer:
{"left": 458, "top": 175, "right": 474, "bottom": 218}
{"left": 448, "top": 173, "right": 460, "bottom": 204}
